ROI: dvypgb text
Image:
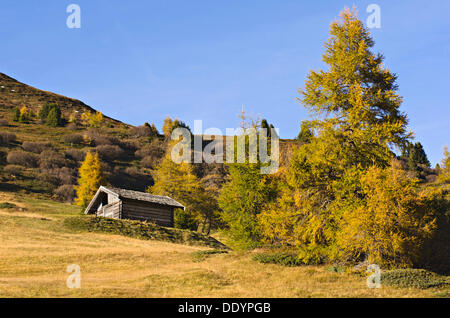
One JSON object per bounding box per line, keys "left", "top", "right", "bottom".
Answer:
{"left": 170, "top": 120, "right": 279, "bottom": 174}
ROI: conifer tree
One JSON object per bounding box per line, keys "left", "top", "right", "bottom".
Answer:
{"left": 297, "top": 121, "right": 313, "bottom": 143}
{"left": 46, "top": 107, "right": 62, "bottom": 127}
{"left": 12, "top": 107, "right": 20, "bottom": 122}
{"left": 75, "top": 152, "right": 106, "bottom": 208}
{"left": 260, "top": 9, "right": 413, "bottom": 263}
{"left": 438, "top": 146, "right": 450, "bottom": 185}
{"left": 149, "top": 143, "right": 215, "bottom": 231}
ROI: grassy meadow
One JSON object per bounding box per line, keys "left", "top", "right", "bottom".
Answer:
{"left": 0, "top": 191, "right": 448, "bottom": 298}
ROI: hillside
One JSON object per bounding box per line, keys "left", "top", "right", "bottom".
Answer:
{"left": 0, "top": 190, "right": 447, "bottom": 298}
{"left": 0, "top": 72, "right": 230, "bottom": 201}
{"left": 0, "top": 73, "right": 121, "bottom": 125}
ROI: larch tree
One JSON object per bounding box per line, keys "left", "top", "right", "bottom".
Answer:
{"left": 148, "top": 142, "right": 214, "bottom": 232}
{"left": 75, "top": 152, "right": 106, "bottom": 208}
{"left": 259, "top": 8, "right": 418, "bottom": 265}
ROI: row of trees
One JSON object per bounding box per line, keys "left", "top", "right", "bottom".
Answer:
{"left": 12, "top": 102, "right": 107, "bottom": 128}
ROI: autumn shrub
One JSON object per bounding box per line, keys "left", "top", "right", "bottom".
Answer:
{"left": 130, "top": 124, "right": 159, "bottom": 138}
{"left": 86, "top": 132, "right": 115, "bottom": 146}
{"left": 54, "top": 184, "right": 76, "bottom": 202}
{"left": 95, "top": 144, "right": 124, "bottom": 161}
{"left": 56, "top": 167, "right": 77, "bottom": 185}
{"left": 135, "top": 139, "right": 165, "bottom": 159}
{"left": 0, "top": 132, "right": 17, "bottom": 145}
{"left": 7, "top": 150, "right": 38, "bottom": 168}
{"left": 22, "top": 141, "right": 52, "bottom": 154}
{"left": 3, "top": 165, "right": 23, "bottom": 175}
{"left": 39, "top": 150, "right": 69, "bottom": 170}
{"left": 63, "top": 133, "right": 85, "bottom": 145}
{"left": 141, "top": 156, "right": 156, "bottom": 169}
{"left": 65, "top": 148, "right": 87, "bottom": 162}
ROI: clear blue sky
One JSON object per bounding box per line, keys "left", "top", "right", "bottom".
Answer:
{"left": 1, "top": 0, "right": 448, "bottom": 165}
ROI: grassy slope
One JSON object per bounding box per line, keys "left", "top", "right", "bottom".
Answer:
{"left": 0, "top": 191, "right": 448, "bottom": 298}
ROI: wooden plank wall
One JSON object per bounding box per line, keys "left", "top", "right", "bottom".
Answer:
{"left": 96, "top": 201, "right": 121, "bottom": 219}
{"left": 121, "top": 199, "right": 174, "bottom": 227}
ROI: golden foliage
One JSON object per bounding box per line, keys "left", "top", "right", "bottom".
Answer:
{"left": 74, "top": 152, "right": 106, "bottom": 207}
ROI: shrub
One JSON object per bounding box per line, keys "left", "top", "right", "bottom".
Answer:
{"left": 141, "top": 156, "right": 156, "bottom": 169}
{"left": 96, "top": 144, "right": 124, "bottom": 161}
{"left": 191, "top": 250, "right": 228, "bottom": 262}
{"left": 381, "top": 269, "right": 449, "bottom": 289}
{"left": 0, "top": 119, "right": 9, "bottom": 126}
{"left": 252, "top": 252, "right": 305, "bottom": 267}
{"left": 0, "top": 132, "right": 17, "bottom": 145}
{"left": 0, "top": 202, "right": 18, "bottom": 209}
{"left": 65, "top": 148, "right": 86, "bottom": 162}
{"left": 6, "top": 150, "right": 38, "bottom": 168}
{"left": 22, "top": 141, "right": 51, "bottom": 154}
{"left": 130, "top": 124, "right": 159, "bottom": 138}
{"left": 56, "top": 167, "right": 77, "bottom": 185}
{"left": 63, "top": 134, "right": 85, "bottom": 145}
{"left": 3, "top": 165, "right": 23, "bottom": 175}
{"left": 54, "top": 184, "right": 76, "bottom": 202}
{"left": 39, "top": 150, "right": 68, "bottom": 170}
{"left": 135, "top": 139, "right": 165, "bottom": 159}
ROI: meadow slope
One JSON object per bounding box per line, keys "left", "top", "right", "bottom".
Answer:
{"left": 0, "top": 191, "right": 447, "bottom": 298}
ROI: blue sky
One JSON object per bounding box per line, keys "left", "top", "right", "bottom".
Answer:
{"left": 1, "top": 0, "right": 449, "bottom": 165}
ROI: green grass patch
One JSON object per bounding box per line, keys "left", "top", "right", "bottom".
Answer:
{"left": 253, "top": 251, "right": 304, "bottom": 267}
{"left": 326, "top": 266, "right": 347, "bottom": 273}
{"left": 191, "top": 249, "right": 229, "bottom": 262}
{"left": 0, "top": 202, "right": 18, "bottom": 209}
{"left": 64, "top": 216, "right": 228, "bottom": 249}
{"left": 381, "top": 269, "right": 450, "bottom": 289}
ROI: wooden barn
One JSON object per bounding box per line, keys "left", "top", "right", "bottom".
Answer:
{"left": 84, "top": 186, "right": 185, "bottom": 227}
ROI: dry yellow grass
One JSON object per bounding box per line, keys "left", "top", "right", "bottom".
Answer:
{"left": 0, "top": 191, "right": 447, "bottom": 298}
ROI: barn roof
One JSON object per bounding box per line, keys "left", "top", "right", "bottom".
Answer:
{"left": 84, "top": 186, "right": 185, "bottom": 214}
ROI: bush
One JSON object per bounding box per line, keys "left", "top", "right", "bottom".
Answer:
{"left": 65, "top": 149, "right": 86, "bottom": 162}
{"left": 3, "top": 165, "right": 23, "bottom": 175}
{"left": 381, "top": 269, "right": 449, "bottom": 289}
{"left": 56, "top": 167, "right": 77, "bottom": 185}
{"left": 0, "top": 132, "right": 17, "bottom": 145}
{"left": 54, "top": 184, "right": 76, "bottom": 202}
{"left": 0, "top": 202, "right": 18, "bottom": 209}
{"left": 130, "top": 124, "right": 159, "bottom": 138}
{"left": 141, "top": 156, "right": 156, "bottom": 169}
{"left": 6, "top": 150, "right": 38, "bottom": 168}
{"left": 96, "top": 144, "right": 124, "bottom": 161}
{"left": 63, "top": 134, "right": 85, "bottom": 145}
{"left": 39, "top": 150, "right": 68, "bottom": 170}
{"left": 253, "top": 252, "right": 305, "bottom": 267}
{"left": 135, "top": 139, "right": 165, "bottom": 159}
{"left": 0, "top": 119, "right": 9, "bottom": 126}
{"left": 191, "top": 249, "right": 228, "bottom": 262}
{"left": 22, "top": 141, "right": 51, "bottom": 154}
{"left": 84, "top": 131, "right": 119, "bottom": 146}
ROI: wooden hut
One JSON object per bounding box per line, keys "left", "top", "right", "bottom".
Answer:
{"left": 84, "top": 186, "right": 185, "bottom": 227}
